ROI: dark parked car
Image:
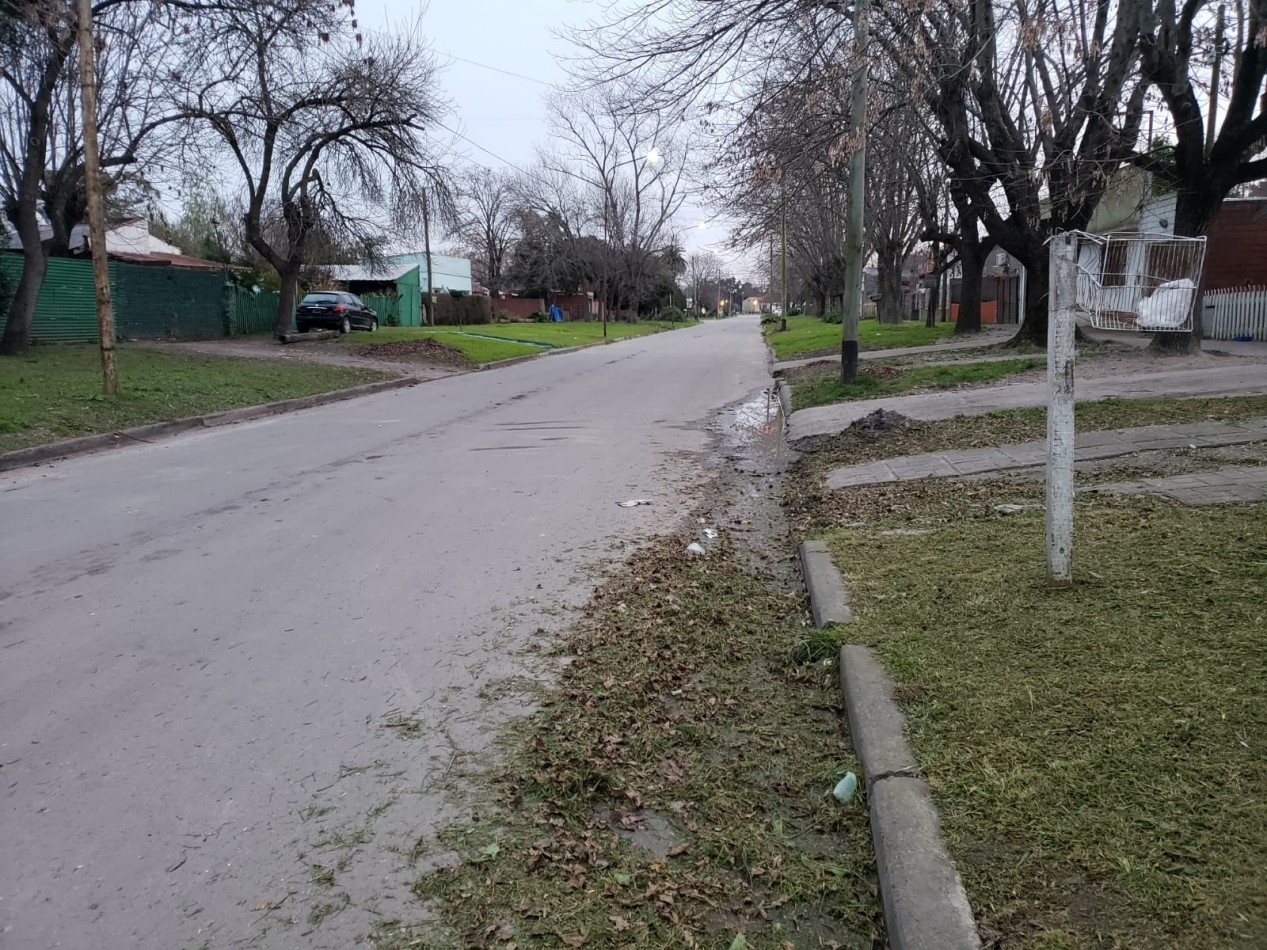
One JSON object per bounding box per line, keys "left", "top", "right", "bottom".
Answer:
{"left": 295, "top": 291, "right": 378, "bottom": 334}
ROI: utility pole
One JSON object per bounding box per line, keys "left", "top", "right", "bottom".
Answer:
{"left": 601, "top": 195, "right": 609, "bottom": 337}
{"left": 840, "top": 0, "right": 870, "bottom": 384}
{"left": 1046, "top": 234, "right": 1077, "bottom": 586}
{"left": 421, "top": 191, "right": 436, "bottom": 326}
{"left": 780, "top": 181, "right": 788, "bottom": 333}
{"left": 1206, "top": 3, "right": 1226, "bottom": 151}
{"left": 75, "top": 0, "right": 117, "bottom": 395}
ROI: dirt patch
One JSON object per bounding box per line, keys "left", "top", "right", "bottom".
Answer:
{"left": 352, "top": 338, "right": 471, "bottom": 367}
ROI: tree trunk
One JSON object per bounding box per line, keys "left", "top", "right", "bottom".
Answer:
{"left": 925, "top": 274, "right": 940, "bottom": 328}
{"left": 876, "top": 250, "right": 904, "bottom": 323}
{"left": 275, "top": 264, "right": 299, "bottom": 338}
{"left": 1149, "top": 184, "right": 1222, "bottom": 355}
{"left": 1, "top": 44, "right": 68, "bottom": 355}
{"left": 1010, "top": 252, "right": 1050, "bottom": 346}
{"left": 954, "top": 239, "right": 987, "bottom": 335}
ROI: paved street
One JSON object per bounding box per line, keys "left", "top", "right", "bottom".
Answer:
{"left": 0, "top": 318, "right": 771, "bottom": 949}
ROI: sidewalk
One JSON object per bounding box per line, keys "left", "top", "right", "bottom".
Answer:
{"left": 824, "top": 418, "right": 1267, "bottom": 488}
{"left": 788, "top": 363, "right": 1267, "bottom": 446}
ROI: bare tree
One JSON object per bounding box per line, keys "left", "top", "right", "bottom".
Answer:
{"left": 455, "top": 167, "right": 518, "bottom": 297}
{"left": 0, "top": 0, "right": 178, "bottom": 354}
{"left": 174, "top": 12, "right": 449, "bottom": 337}
{"left": 865, "top": 108, "right": 923, "bottom": 324}
{"left": 541, "top": 88, "right": 687, "bottom": 320}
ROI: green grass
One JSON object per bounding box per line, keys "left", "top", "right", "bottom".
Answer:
{"left": 0, "top": 344, "right": 394, "bottom": 452}
{"left": 343, "top": 320, "right": 694, "bottom": 364}
{"left": 820, "top": 493, "right": 1267, "bottom": 949}
{"left": 791, "top": 358, "right": 1043, "bottom": 410}
{"left": 764, "top": 315, "right": 957, "bottom": 360}
{"left": 471, "top": 319, "right": 695, "bottom": 347}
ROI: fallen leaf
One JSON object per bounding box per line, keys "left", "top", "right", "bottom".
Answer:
{"left": 666, "top": 842, "right": 690, "bottom": 857}
{"left": 560, "top": 933, "right": 586, "bottom": 947}
{"left": 609, "top": 915, "right": 630, "bottom": 932}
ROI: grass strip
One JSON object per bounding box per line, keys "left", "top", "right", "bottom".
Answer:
{"left": 791, "top": 359, "right": 1043, "bottom": 411}
{"left": 821, "top": 491, "right": 1267, "bottom": 949}
{"left": 0, "top": 344, "right": 393, "bottom": 452}
{"left": 764, "top": 316, "right": 956, "bottom": 360}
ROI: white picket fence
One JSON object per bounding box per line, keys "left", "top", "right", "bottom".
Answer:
{"left": 1202, "top": 285, "right": 1267, "bottom": 341}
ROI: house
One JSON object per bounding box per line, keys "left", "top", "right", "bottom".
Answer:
{"left": 384, "top": 252, "right": 473, "bottom": 295}
{"left": 7, "top": 217, "right": 230, "bottom": 270}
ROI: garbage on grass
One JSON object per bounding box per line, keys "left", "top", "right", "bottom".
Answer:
{"left": 832, "top": 772, "right": 858, "bottom": 804}
{"left": 702, "top": 527, "right": 719, "bottom": 539}
{"left": 618, "top": 499, "right": 652, "bottom": 508}
{"left": 993, "top": 503, "right": 1026, "bottom": 515}
{"left": 686, "top": 542, "right": 706, "bottom": 556}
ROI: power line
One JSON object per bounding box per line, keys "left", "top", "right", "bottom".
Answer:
{"left": 441, "top": 52, "right": 553, "bottom": 88}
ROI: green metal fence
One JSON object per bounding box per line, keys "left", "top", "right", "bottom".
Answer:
{"left": 228, "top": 285, "right": 281, "bottom": 335}
{"left": 0, "top": 256, "right": 108, "bottom": 344}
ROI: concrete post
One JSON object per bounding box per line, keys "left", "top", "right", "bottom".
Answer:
{"left": 1046, "top": 234, "right": 1077, "bottom": 586}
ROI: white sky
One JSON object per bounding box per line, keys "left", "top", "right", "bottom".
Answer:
{"left": 359, "top": 0, "right": 755, "bottom": 277}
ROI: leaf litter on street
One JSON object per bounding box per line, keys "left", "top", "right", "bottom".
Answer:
{"left": 376, "top": 533, "right": 882, "bottom": 949}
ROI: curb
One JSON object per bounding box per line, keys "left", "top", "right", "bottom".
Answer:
{"left": 799, "top": 540, "right": 853, "bottom": 626}
{"left": 839, "top": 645, "right": 981, "bottom": 950}
{"left": 798, "top": 539, "right": 981, "bottom": 949}
{"left": 0, "top": 376, "right": 419, "bottom": 473}
{"left": 777, "top": 379, "right": 793, "bottom": 421}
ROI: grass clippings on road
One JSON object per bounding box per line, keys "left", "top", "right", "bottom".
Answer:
{"left": 351, "top": 337, "right": 472, "bottom": 368}
{"left": 790, "top": 358, "right": 1043, "bottom": 411}
{"left": 0, "top": 344, "right": 394, "bottom": 452}
{"left": 764, "top": 316, "right": 956, "bottom": 361}
{"left": 821, "top": 492, "right": 1267, "bottom": 949}
{"left": 380, "top": 536, "right": 881, "bottom": 949}
{"left": 346, "top": 328, "right": 539, "bottom": 364}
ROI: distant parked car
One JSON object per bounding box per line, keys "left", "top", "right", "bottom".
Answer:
{"left": 296, "top": 291, "right": 378, "bottom": 334}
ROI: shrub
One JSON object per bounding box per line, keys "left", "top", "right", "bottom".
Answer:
{"left": 822, "top": 311, "right": 843, "bottom": 324}
{"left": 531, "top": 311, "right": 548, "bottom": 322}
{"left": 385, "top": 313, "right": 401, "bottom": 327}
{"left": 659, "top": 305, "right": 686, "bottom": 323}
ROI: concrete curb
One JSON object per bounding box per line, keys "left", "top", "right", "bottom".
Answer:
{"left": 0, "top": 376, "right": 420, "bottom": 473}
{"left": 777, "top": 379, "right": 793, "bottom": 421}
{"left": 799, "top": 540, "right": 853, "bottom": 626}
{"left": 839, "top": 645, "right": 981, "bottom": 950}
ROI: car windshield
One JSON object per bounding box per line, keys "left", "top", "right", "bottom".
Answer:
{"left": 301, "top": 293, "right": 340, "bottom": 304}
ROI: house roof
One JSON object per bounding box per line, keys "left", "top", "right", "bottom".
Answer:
{"left": 328, "top": 263, "right": 417, "bottom": 283}
{"left": 110, "top": 251, "right": 240, "bottom": 271}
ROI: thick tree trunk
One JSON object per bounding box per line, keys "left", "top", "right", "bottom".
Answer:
{"left": 876, "top": 250, "right": 904, "bottom": 323}
{"left": 1, "top": 241, "right": 48, "bottom": 355}
{"left": 954, "top": 239, "right": 988, "bottom": 335}
{"left": 275, "top": 265, "right": 300, "bottom": 338}
{"left": 1010, "top": 252, "right": 1050, "bottom": 346}
{"left": 1149, "top": 184, "right": 1222, "bottom": 355}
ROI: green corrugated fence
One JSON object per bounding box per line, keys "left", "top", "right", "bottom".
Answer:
{"left": 228, "top": 285, "right": 282, "bottom": 335}
{"left": 0, "top": 255, "right": 109, "bottom": 344}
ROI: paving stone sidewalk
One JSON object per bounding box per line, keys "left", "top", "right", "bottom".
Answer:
{"left": 1092, "top": 466, "right": 1267, "bottom": 505}
{"left": 825, "top": 419, "right": 1267, "bottom": 489}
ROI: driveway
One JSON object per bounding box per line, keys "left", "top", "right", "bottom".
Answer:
{"left": 0, "top": 318, "right": 772, "bottom": 949}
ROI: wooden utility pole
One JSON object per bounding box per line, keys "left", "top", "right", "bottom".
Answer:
{"left": 75, "top": 0, "right": 117, "bottom": 395}
{"left": 840, "top": 0, "right": 870, "bottom": 384}
{"left": 780, "top": 181, "right": 788, "bottom": 332}
{"left": 421, "top": 191, "right": 436, "bottom": 326}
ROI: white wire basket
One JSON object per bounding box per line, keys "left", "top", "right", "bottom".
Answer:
{"left": 1073, "top": 231, "right": 1208, "bottom": 332}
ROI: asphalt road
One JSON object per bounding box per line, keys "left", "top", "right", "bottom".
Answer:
{"left": 0, "top": 317, "right": 773, "bottom": 949}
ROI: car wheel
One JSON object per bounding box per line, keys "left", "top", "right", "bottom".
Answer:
{"left": 369, "top": 318, "right": 378, "bottom": 332}
{"left": 340, "top": 316, "right": 351, "bottom": 335}
{"left": 296, "top": 322, "right": 308, "bottom": 334}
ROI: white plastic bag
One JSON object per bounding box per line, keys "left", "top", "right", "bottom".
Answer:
{"left": 1136, "top": 278, "right": 1196, "bottom": 330}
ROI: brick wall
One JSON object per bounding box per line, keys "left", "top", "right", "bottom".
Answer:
{"left": 493, "top": 297, "right": 545, "bottom": 320}
{"left": 1205, "top": 200, "right": 1267, "bottom": 290}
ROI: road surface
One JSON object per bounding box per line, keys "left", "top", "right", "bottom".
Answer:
{"left": 0, "top": 317, "right": 772, "bottom": 949}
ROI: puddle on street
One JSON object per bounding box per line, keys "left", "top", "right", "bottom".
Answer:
{"left": 722, "top": 387, "right": 796, "bottom": 475}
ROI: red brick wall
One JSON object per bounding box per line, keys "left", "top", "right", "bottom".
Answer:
{"left": 493, "top": 297, "right": 545, "bottom": 319}
{"left": 1205, "top": 200, "right": 1267, "bottom": 290}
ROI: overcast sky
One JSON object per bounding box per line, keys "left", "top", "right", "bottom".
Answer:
{"left": 358, "top": 0, "right": 753, "bottom": 275}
